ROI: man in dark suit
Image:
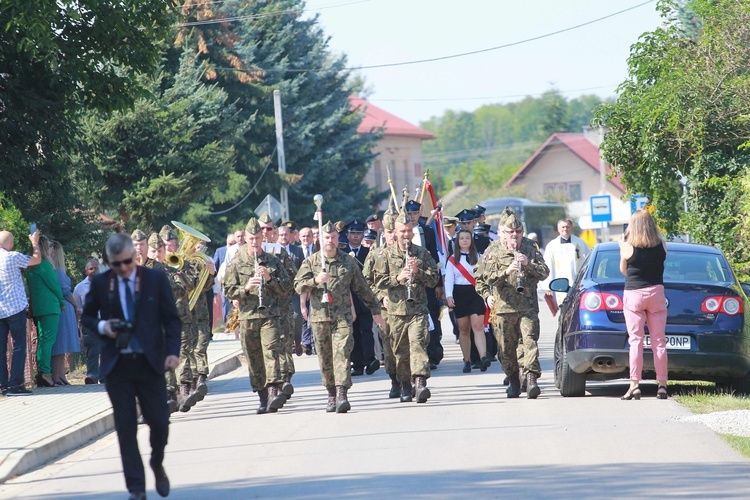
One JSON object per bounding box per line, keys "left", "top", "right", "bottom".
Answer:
{"left": 346, "top": 219, "right": 379, "bottom": 376}
{"left": 213, "top": 233, "right": 235, "bottom": 324}
{"left": 279, "top": 223, "right": 305, "bottom": 356}
{"left": 82, "top": 233, "right": 181, "bottom": 500}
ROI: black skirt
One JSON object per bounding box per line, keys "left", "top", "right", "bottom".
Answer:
{"left": 452, "top": 284, "right": 486, "bottom": 319}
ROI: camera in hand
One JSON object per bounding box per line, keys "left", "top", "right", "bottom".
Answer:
{"left": 111, "top": 320, "right": 134, "bottom": 349}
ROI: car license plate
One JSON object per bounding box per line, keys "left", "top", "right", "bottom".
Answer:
{"left": 644, "top": 335, "right": 691, "bottom": 350}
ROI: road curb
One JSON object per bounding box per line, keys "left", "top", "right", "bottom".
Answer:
{"left": 0, "top": 348, "right": 242, "bottom": 484}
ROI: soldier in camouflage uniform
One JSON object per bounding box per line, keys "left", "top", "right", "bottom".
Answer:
{"left": 294, "top": 221, "right": 385, "bottom": 413}
{"left": 373, "top": 212, "right": 440, "bottom": 403}
{"left": 475, "top": 212, "right": 549, "bottom": 399}
{"left": 131, "top": 229, "right": 149, "bottom": 266}
{"left": 223, "top": 217, "right": 293, "bottom": 414}
{"left": 190, "top": 241, "right": 216, "bottom": 402}
{"left": 257, "top": 212, "right": 297, "bottom": 399}
{"left": 363, "top": 209, "right": 400, "bottom": 398}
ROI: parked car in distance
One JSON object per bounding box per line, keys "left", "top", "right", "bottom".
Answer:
{"left": 550, "top": 242, "right": 750, "bottom": 397}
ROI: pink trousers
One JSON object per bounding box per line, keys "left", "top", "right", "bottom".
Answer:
{"left": 623, "top": 285, "right": 668, "bottom": 382}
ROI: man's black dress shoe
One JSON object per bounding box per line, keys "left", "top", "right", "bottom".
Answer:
{"left": 129, "top": 492, "right": 147, "bottom": 500}
{"left": 154, "top": 466, "right": 170, "bottom": 497}
{"left": 351, "top": 367, "right": 364, "bottom": 376}
{"left": 365, "top": 358, "right": 380, "bottom": 375}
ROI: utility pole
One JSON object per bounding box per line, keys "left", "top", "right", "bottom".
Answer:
{"left": 273, "top": 89, "right": 289, "bottom": 222}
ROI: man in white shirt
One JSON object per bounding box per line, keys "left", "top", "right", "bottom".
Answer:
{"left": 542, "top": 219, "right": 591, "bottom": 305}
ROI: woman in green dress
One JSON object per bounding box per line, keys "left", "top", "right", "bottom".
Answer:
{"left": 25, "top": 235, "right": 65, "bottom": 387}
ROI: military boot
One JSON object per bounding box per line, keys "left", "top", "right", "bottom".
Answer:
{"left": 414, "top": 376, "right": 431, "bottom": 403}
{"left": 335, "top": 386, "right": 351, "bottom": 413}
{"left": 167, "top": 391, "right": 179, "bottom": 414}
{"left": 506, "top": 374, "right": 521, "bottom": 398}
{"left": 325, "top": 387, "right": 336, "bottom": 413}
{"left": 526, "top": 372, "right": 541, "bottom": 399}
{"left": 179, "top": 383, "right": 197, "bottom": 412}
{"left": 282, "top": 380, "right": 295, "bottom": 399}
{"left": 257, "top": 388, "right": 269, "bottom": 414}
{"left": 268, "top": 384, "right": 286, "bottom": 412}
{"left": 520, "top": 367, "right": 527, "bottom": 393}
{"left": 400, "top": 381, "right": 413, "bottom": 403}
{"left": 388, "top": 374, "right": 400, "bottom": 399}
{"left": 196, "top": 374, "right": 208, "bottom": 400}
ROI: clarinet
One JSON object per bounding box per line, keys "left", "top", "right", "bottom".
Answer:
{"left": 254, "top": 246, "right": 267, "bottom": 310}
{"left": 405, "top": 241, "right": 415, "bottom": 303}
{"left": 514, "top": 246, "right": 525, "bottom": 293}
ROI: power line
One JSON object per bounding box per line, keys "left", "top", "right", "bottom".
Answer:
{"left": 204, "top": 0, "right": 655, "bottom": 73}
{"left": 209, "top": 146, "right": 277, "bottom": 215}
{"left": 371, "top": 84, "right": 619, "bottom": 103}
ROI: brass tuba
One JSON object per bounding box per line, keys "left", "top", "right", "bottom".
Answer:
{"left": 166, "top": 221, "right": 212, "bottom": 311}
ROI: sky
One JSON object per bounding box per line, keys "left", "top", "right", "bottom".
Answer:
{"left": 306, "top": 0, "right": 666, "bottom": 126}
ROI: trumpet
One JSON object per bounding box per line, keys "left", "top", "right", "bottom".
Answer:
{"left": 254, "top": 246, "right": 267, "bottom": 310}
{"left": 514, "top": 247, "right": 525, "bottom": 293}
{"left": 405, "top": 241, "right": 415, "bottom": 303}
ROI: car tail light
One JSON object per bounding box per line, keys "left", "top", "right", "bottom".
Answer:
{"left": 581, "top": 292, "right": 623, "bottom": 312}
{"left": 700, "top": 296, "right": 744, "bottom": 315}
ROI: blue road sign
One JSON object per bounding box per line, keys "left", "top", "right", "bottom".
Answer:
{"left": 590, "top": 195, "right": 612, "bottom": 223}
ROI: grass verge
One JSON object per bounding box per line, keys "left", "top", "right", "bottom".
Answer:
{"left": 670, "top": 382, "right": 750, "bottom": 459}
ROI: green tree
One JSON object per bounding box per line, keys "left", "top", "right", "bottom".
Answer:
{"left": 593, "top": 0, "right": 750, "bottom": 275}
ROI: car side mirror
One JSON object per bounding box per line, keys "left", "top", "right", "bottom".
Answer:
{"left": 549, "top": 277, "right": 570, "bottom": 293}
{"left": 741, "top": 282, "right": 750, "bottom": 297}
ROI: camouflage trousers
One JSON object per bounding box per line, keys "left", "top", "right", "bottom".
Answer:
{"left": 177, "top": 323, "right": 197, "bottom": 384}
{"left": 165, "top": 368, "right": 177, "bottom": 394}
{"left": 193, "top": 318, "right": 211, "bottom": 376}
{"left": 239, "top": 317, "right": 282, "bottom": 392}
{"left": 278, "top": 311, "right": 296, "bottom": 380}
{"left": 493, "top": 312, "right": 541, "bottom": 377}
{"left": 311, "top": 318, "right": 354, "bottom": 389}
{"left": 376, "top": 320, "right": 396, "bottom": 376}
{"left": 389, "top": 313, "right": 430, "bottom": 382}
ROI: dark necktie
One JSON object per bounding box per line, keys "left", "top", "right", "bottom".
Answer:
{"left": 123, "top": 277, "right": 142, "bottom": 352}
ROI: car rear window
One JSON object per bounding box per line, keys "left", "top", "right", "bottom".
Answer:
{"left": 592, "top": 250, "right": 731, "bottom": 283}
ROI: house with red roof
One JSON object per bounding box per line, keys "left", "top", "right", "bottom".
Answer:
{"left": 350, "top": 96, "right": 435, "bottom": 209}
{"left": 504, "top": 128, "right": 631, "bottom": 236}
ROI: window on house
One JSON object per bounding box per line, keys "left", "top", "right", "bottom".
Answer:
{"left": 543, "top": 182, "right": 582, "bottom": 201}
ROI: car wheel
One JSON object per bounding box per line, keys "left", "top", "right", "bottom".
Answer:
{"left": 555, "top": 331, "right": 586, "bottom": 397}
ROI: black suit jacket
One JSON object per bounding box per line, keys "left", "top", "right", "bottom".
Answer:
{"left": 347, "top": 245, "right": 371, "bottom": 314}
{"left": 285, "top": 244, "right": 305, "bottom": 269}
{"left": 82, "top": 267, "right": 182, "bottom": 378}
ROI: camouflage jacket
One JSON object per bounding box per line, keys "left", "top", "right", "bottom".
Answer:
{"left": 373, "top": 243, "right": 440, "bottom": 316}
{"left": 223, "top": 247, "right": 293, "bottom": 319}
{"left": 145, "top": 258, "right": 194, "bottom": 322}
{"left": 263, "top": 245, "right": 297, "bottom": 315}
{"left": 475, "top": 237, "right": 549, "bottom": 314}
{"left": 363, "top": 245, "right": 388, "bottom": 302}
{"left": 294, "top": 250, "right": 381, "bottom": 323}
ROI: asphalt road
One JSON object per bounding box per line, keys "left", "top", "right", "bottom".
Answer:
{"left": 3, "top": 300, "right": 750, "bottom": 499}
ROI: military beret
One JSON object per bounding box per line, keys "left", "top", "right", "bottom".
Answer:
{"left": 130, "top": 229, "right": 147, "bottom": 241}
{"left": 456, "top": 209, "right": 476, "bottom": 222}
{"left": 147, "top": 232, "right": 164, "bottom": 249}
{"left": 443, "top": 217, "right": 458, "bottom": 227}
{"left": 338, "top": 233, "right": 349, "bottom": 245}
{"left": 346, "top": 219, "right": 365, "bottom": 233}
{"left": 159, "top": 225, "right": 174, "bottom": 240}
{"left": 472, "top": 204, "right": 487, "bottom": 215}
{"left": 366, "top": 213, "right": 380, "bottom": 223}
{"left": 245, "top": 217, "right": 261, "bottom": 235}
{"left": 282, "top": 220, "right": 297, "bottom": 231}
{"left": 498, "top": 205, "right": 516, "bottom": 225}
{"left": 382, "top": 213, "right": 396, "bottom": 231}
{"left": 404, "top": 200, "right": 421, "bottom": 213}
{"left": 363, "top": 229, "right": 377, "bottom": 241}
{"left": 321, "top": 221, "right": 337, "bottom": 233}
{"left": 162, "top": 229, "right": 178, "bottom": 242}
{"left": 395, "top": 211, "right": 410, "bottom": 225}
{"left": 257, "top": 212, "right": 274, "bottom": 225}
{"left": 503, "top": 213, "right": 523, "bottom": 229}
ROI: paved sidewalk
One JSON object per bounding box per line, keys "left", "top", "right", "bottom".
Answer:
{"left": 0, "top": 333, "right": 242, "bottom": 484}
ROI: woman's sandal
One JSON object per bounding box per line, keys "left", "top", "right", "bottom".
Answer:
{"left": 657, "top": 385, "right": 668, "bottom": 400}
{"left": 621, "top": 385, "right": 641, "bottom": 400}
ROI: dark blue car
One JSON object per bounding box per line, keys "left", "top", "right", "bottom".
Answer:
{"left": 549, "top": 242, "right": 750, "bottom": 397}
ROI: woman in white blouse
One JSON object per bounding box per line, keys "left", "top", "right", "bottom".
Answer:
{"left": 445, "top": 230, "right": 491, "bottom": 373}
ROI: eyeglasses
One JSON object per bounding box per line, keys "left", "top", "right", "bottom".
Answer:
{"left": 110, "top": 255, "right": 135, "bottom": 267}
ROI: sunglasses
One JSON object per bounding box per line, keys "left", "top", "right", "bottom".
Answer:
{"left": 110, "top": 255, "right": 135, "bottom": 267}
